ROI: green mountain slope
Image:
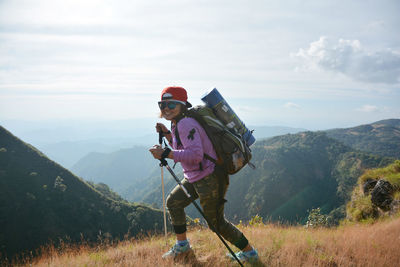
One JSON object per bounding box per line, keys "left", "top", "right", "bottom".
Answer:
{"left": 0, "top": 126, "right": 164, "bottom": 260}
{"left": 225, "top": 132, "right": 393, "bottom": 223}
{"left": 326, "top": 119, "right": 400, "bottom": 158}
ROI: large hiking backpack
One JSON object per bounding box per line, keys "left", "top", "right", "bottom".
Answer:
{"left": 176, "top": 105, "right": 254, "bottom": 175}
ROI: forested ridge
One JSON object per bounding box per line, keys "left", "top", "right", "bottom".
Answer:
{"left": 0, "top": 126, "right": 165, "bottom": 260}
{"left": 326, "top": 119, "right": 400, "bottom": 158}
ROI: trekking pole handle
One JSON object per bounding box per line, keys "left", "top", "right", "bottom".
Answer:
{"left": 158, "top": 126, "right": 164, "bottom": 145}
{"left": 158, "top": 125, "right": 169, "bottom": 167}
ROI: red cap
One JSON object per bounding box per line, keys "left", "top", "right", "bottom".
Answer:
{"left": 161, "top": 86, "right": 192, "bottom": 107}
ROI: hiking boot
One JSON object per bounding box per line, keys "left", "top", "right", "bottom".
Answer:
{"left": 227, "top": 249, "right": 259, "bottom": 263}
{"left": 162, "top": 242, "right": 192, "bottom": 259}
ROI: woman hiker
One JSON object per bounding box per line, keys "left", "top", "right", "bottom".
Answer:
{"left": 149, "top": 86, "right": 258, "bottom": 263}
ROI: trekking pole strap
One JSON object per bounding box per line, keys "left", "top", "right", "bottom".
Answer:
{"left": 159, "top": 147, "right": 170, "bottom": 167}
{"left": 161, "top": 147, "right": 171, "bottom": 160}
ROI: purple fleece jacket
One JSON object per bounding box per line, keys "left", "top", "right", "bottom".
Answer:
{"left": 170, "top": 117, "right": 217, "bottom": 183}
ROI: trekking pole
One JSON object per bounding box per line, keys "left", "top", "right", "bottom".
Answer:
{"left": 158, "top": 129, "right": 168, "bottom": 242}
{"left": 157, "top": 146, "right": 243, "bottom": 267}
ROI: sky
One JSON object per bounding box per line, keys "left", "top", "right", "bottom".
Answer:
{"left": 0, "top": 0, "right": 399, "bottom": 132}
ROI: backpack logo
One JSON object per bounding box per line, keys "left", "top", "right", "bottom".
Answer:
{"left": 188, "top": 128, "right": 196, "bottom": 141}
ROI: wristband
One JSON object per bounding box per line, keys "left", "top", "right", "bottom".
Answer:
{"left": 161, "top": 148, "right": 171, "bottom": 159}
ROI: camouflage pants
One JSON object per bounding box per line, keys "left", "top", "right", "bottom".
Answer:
{"left": 166, "top": 170, "right": 248, "bottom": 249}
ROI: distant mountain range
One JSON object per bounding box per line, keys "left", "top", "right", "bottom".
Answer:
{"left": 1, "top": 118, "right": 159, "bottom": 168}
{"left": 38, "top": 141, "right": 132, "bottom": 168}
{"left": 34, "top": 125, "right": 306, "bottom": 169}
{"left": 249, "top": 125, "right": 307, "bottom": 140}
{"left": 71, "top": 146, "right": 156, "bottom": 193}
{"left": 326, "top": 119, "right": 400, "bottom": 158}
{"left": 0, "top": 126, "right": 165, "bottom": 259}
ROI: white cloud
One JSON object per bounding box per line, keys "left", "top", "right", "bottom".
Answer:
{"left": 295, "top": 37, "right": 400, "bottom": 84}
{"left": 284, "top": 102, "right": 301, "bottom": 109}
{"left": 356, "top": 105, "right": 379, "bottom": 113}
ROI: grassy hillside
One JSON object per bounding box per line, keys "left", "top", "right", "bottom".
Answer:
{"left": 326, "top": 119, "right": 400, "bottom": 159}
{"left": 16, "top": 217, "right": 400, "bottom": 267}
{"left": 0, "top": 126, "right": 165, "bottom": 260}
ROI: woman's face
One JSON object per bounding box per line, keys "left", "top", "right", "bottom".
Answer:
{"left": 159, "top": 101, "right": 182, "bottom": 121}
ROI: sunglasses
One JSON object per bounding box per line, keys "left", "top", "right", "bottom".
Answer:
{"left": 158, "top": 101, "right": 180, "bottom": 110}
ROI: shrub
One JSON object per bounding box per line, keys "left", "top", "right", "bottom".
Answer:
{"left": 54, "top": 176, "right": 67, "bottom": 192}
{"left": 305, "top": 208, "right": 330, "bottom": 228}
{"left": 249, "top": 214, "right": 264, "bottom": 226}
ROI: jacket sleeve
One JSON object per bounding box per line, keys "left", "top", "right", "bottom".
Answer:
{"left": 172, "top": 119, "right": 204, "bottom": 164}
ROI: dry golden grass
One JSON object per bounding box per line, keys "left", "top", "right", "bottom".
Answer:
{"left": 18, "top": 217, "right": 400, "bottom": 267}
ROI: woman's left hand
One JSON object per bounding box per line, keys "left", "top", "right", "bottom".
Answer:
{"left": 149, "top": 145, "right": 164, "bottom": 159}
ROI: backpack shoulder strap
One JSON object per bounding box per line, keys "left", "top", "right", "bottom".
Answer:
{"left": 204, "top": 153, "right": 217, "bottom": 164}
{"left": 174, "top": 124, "right": 182, "bottom": 147}
{"left": 173, "top": 114, "right": 185, "bottom": 147}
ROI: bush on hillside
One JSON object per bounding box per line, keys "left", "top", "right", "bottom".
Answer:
{"left": 305, "top": 208, "right": 332, "bottom": 228}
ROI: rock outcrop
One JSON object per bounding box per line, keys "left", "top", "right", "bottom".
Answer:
{"left": 370, "top": 179, "right": 394, "bottom": 211}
